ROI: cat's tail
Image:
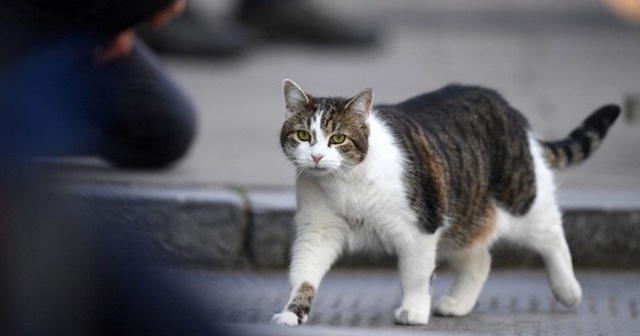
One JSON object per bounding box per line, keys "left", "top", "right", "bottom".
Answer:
{"left": 539, "top": 105, "right": 621, "bottom": 169}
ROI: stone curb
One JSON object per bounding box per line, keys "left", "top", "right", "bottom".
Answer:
{"left": 58, "top": 184, "right": 247, "bottom": 267}
{"left": 57, "top": 183, "right": 640, "bottom": 269}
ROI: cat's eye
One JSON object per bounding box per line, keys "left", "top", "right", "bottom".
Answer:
{"left": 329, "top": 134, "right": 346, "bottom": 145}
{"left": 296, "top": 130, "right": 311, "bottom": 141}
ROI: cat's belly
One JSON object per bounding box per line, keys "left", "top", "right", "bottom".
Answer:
{"left": 338, "top": 199, "right": 418, "bottom": 256}
{"left": 345, "top": 218, "right": 396, "bottom": 254}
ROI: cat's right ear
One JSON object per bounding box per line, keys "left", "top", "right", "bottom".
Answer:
{"left": 283, "top": 79, "right": 309, "bottom": 119}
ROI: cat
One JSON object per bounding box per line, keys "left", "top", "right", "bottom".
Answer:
{"left": 272, "top": 79, "right": 620, "bottom": 326}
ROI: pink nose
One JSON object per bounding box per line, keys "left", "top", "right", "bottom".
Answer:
{"left": 311, "top": 154, "right": 324, "bottom": 164}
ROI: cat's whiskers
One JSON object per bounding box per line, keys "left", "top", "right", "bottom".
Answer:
{"left": 293, "top": 168, "right": 305, "bottom": 184}
{"left": 282, "top": 154, "right": 305, "bottom": 185}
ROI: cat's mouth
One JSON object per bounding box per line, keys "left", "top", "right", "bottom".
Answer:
{"left": 305, "top": 166, "right": 331, "bottom": 175}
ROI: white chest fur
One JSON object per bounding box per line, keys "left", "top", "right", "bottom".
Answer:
{"left": 296, "top": 112, "right": 420, "bottom": 254}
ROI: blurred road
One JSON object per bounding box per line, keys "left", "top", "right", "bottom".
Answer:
{"left": 53, "top": 0, "right": 640, "bottom": 195}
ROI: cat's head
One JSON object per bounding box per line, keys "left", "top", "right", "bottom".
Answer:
{"left": 280, "top": 79, "right": 373, "bottom": 176}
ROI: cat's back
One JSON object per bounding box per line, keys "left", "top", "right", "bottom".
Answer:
{"left": 396, "top": 84, "right": 480, "bottom": 113}
{"left": 376, "top": 84, "right": 531, "bottom": 162}
{"left": 375, "top": 84, "right": 537, "bottom": 225}
{"left": 393, "top": 84, "right": 527, "bottom": 126}
{"left": 378, "top": 84, "right": 531, "bottom": 153}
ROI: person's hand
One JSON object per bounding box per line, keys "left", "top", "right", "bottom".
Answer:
{"left": 94, "top": 0, "right": 187, "bottom": 64}
{"left": 149, "top": 0, "right": 187, "bottom": 28}
{"left": 94, "top": 29, "right": 136, "bottom": 64}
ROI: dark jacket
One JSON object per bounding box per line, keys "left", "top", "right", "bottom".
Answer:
{"left": 0, "top": 0, "right": 175, "bottom": 64}
{"left": 3, "top": 0, "right": 175, "bottom": 34}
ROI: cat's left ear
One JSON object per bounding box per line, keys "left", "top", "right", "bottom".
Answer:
{"left": 346, "top": 88, "right": 374, "bottom": 116}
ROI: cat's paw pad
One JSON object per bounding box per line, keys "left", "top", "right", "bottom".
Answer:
{"left": 271, "top": 311, "right": 301, "bottom": 326}
{"left": 433, "top": 296, "right": 472, "bottom": 317}
{"left": 394, "top": 307, "right": 430, "bottom": 325}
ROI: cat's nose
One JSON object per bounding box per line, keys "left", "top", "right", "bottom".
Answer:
{"left": 311, "top": 154, "right": 324, "bottom": 164}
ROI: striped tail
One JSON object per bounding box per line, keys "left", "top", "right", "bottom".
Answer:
{"left": 540, "top": 105, "right": 621, "bottom": 169}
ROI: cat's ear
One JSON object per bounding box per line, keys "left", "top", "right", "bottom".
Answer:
{"left": 346, "top": 88, "right": 374, "bottom": 116}
{"left": 283, "top": 79, "right": 309, "bottom": 118}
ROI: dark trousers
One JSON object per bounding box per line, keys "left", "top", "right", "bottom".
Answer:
{"left": 0, "top": 12, "right": 218, "bottom": 336}
{"left": 0, "top": 31, "right": 196, "bottom": 171}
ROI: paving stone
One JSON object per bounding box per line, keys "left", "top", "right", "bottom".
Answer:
{"left": 564, "top": 209, "right": 640, "bottom": 268}
{"left": 246, "top": 190, "right": 296, "bottom": 268}
{"left": 59, "top": 184, "right": 247, "bottom": 267}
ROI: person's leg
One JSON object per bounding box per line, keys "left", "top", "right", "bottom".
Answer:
{"left": 0, "top": 34, "right": 196, "bottom": 170}
{"left": 0, "top": 35, "right": 106, "bottom": 165}
{"left": 138, "top": 2, "right": 251, "bottom": 58}
{"left": 236, "top": 0, "right": 378, "bottom": 46}
{"left": 97, "top": 40, "right": 197, "bottom": 169}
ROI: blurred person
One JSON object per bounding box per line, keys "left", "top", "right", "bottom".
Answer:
{"left": 140, "top": 0, "right": 379, "bottom": 57}
{"left": 0, "top": 0, "right": 196, "bottom": 170}
{"left": 0, "top": 1, "right": 228, "bottom": 335}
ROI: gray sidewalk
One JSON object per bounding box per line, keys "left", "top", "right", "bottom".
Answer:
{"left": 164, "top": 269, "right": 640, "bottom": 335}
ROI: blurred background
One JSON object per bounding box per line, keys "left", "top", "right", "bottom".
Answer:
{"left": 53, "top": 0, "right": 640, "bottom": 193}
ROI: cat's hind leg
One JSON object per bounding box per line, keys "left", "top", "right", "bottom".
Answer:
{"left": 513, "top": 201, "right": 582, "bottom": 308}
{"left": 434, "top": 245, "right": 491, "bottom": 317}
{"left": 509, "top": 139, "right": 582, "bottom": 308}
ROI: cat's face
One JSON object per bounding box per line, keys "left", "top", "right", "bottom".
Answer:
{"left": 280, "top": 80, "right": 373, "bottom": 176}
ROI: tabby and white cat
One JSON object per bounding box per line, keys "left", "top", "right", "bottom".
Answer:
{"left": 272, "top": 79, "right": 620, "bottom": 326}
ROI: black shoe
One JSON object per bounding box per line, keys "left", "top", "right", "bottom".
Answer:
{"left": 237, "top": 0, "right": 379, "bottom": 47}
{"left": 139, "top": 5, "right": 252, "bottom": 58}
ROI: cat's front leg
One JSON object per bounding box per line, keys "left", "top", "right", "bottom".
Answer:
{"left": 394, "top": 230, "right": 441, "bottom": 325}
{"left": 271, "top": 282, "right": 314, "bottom": 326}
{"left": 271, "top": 215, "right": 347, "bottom": 326}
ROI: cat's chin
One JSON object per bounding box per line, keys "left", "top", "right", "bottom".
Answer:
{"left": 302, "top": 167, "right": 333, "bottom": 176}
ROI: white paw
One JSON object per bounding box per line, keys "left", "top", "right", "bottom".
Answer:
{"left": 433, "top": 296, "right": 473, "bottom": 317}
{"left": 394, "top": 307, "right": 431, "bottom": 325}
{"left": 271, "top": 311, "right": 302, "bottom": 326}
{"left": 552, "top": 279, "right": 582, "bottom": 309}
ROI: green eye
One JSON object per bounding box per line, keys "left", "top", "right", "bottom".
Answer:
{"left": 329, "top": 134, "right": 346, "bottom": 144}
{"left": 296, "top": 130, "right": 311, "bottom": 141}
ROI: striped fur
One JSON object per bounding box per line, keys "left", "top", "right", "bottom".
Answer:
{"left": 377, "top": 85, "right": 537, "bottom": 237}
{"left": 541, "top": 105, "right": 620, "bottom": 169}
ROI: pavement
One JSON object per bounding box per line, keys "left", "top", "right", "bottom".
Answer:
{"left": 164, "top": 269, "right": 640, "bottom": 335}
{"left": 37, "top": 1, "right": 640, "bottom": 334}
